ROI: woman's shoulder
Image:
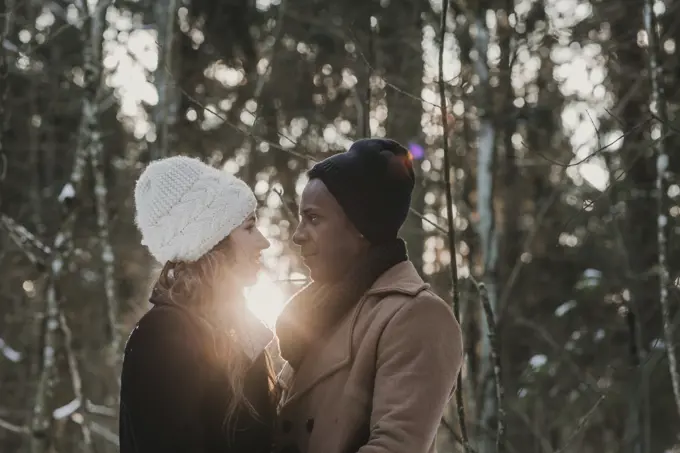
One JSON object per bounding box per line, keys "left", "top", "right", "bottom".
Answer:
{"left": 125, "top": 304, "right": 206, "bottom": 354}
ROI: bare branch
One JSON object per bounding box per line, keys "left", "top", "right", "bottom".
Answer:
{"left": 0, "top": 214, "right": 51, "bottom": 266}
{"left": 0, "top": 417, "right": 28, "bottom": 434}
{"left": 84, "top": 400, "right": 117, "bottom": 418}
{"left": 83, "top": 0, "right": 120, "bottom": 355}
{"left": 437, "top": 2, "right": 470, "bottom": 452}
{"left": 553, "top": 395, "right": 606, "bottom": 453}
{"left": 522, "top": 116, "right": 653, "bottom": 168}
{"left": 470, "top": 275, "right": 505, "bottom": 452}
{"left": 30, "top": 277, "right": 60, "bottom": 453}
{"left": 58, "top": 312, "right": 93, "bottom": 450}
{"left": 273, "top": 188, "right": 298, "bottom": 228}
{"left": 89, "top": 420, "right": 119, "bottom": 446}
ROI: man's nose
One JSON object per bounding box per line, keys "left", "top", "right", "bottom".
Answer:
{"left": 292, "top": 224, "right": 306, "bottom": 246}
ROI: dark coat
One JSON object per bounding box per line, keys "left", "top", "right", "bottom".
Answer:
{"left": 119, "top": 301, "right": 276, "bottom": 453}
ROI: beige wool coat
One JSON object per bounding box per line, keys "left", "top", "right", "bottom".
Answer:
{"left": 275, "top": 261, "right": 464, "bottom": 453}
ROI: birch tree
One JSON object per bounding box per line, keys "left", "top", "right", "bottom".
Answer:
{"left": 82, "top": 0, "right": 120, "bottom": 359}
{"left": 642, "top": 0, "right": 680, "bottom": 421}
{"left": 152, "top": 0, "right": 180, "bottom": 160}
{"left": 472, "top": 5, "right": 501, "bottom": 452}
{"left": 0, "top": 0, "right": 13, "bottom": 211}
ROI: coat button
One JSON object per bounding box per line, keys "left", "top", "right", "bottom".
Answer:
{"left": 306, "top": 418, "right": 314, "bottom": 433}
{"left": 282, "top": 420, "right": 292, "bottom": 433}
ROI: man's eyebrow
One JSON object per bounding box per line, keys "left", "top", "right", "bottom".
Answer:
{"left": 300, "top": 207, "right": 319, "bottom": 215}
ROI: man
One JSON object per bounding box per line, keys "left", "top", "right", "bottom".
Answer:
{"left": 274, "top": 138, "right": 463, "bottom": 453}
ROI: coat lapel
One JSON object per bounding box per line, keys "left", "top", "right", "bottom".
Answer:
{"left": 278, "top": 261, "right": 430, "bottom": 410}
{"left": 279, "top": 295, "right": 364, "bottom": 409}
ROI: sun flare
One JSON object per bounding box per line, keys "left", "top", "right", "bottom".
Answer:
{"left": 244, "top": 272, "right": 287, "bottom": 328}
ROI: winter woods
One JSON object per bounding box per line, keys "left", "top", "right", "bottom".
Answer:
{"left": 1, "top": 0, "right": 679, "bottom": 453}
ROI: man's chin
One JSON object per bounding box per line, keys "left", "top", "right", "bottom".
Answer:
{"left": 304, "top": 265, "right": 317, "bottom": 282}
{"left": 302, "top": 257, "right": 336, "bottom": 284}
{"left": 308, "top": 266, "right": 336, "bottom": 284}
{"left": 304, "top": 262, "right": 322, "bottom": 283}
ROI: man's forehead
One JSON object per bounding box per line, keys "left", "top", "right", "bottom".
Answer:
{"left": 300, "top": 179, "right": 331, "bottom": 206}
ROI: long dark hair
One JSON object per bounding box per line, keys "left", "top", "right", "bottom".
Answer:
{"left": 151, "top": 236, "right": 279, "bottom": 430}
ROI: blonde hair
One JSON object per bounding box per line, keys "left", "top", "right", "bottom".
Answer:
{"left": 152, "top": 237, "right": 278, "bottom": 432}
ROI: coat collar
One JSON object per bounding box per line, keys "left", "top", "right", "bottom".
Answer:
{"left": 233, "top": 307, "right": 274, "bottom": 362}
{"left": 149, "top": 289, "right": 273, "bottom": 363}
{"left": 278, "top": 260, "right": 429, "bottom": 407}
{"left": 365, "top": 260, "right": 430, "bottom": 296}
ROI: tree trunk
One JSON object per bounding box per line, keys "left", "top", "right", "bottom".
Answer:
{"left": 379, "top": 0, "right": 425, "bottom": 274}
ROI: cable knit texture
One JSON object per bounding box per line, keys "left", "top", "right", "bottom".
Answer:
{"left": 134, "top": 156, "right": 257, "bottom": 264}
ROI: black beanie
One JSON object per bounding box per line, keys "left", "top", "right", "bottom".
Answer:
{"left": 307, "top": 138, "right": 415, "bottom": 244}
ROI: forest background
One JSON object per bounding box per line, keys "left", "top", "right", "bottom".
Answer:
{"left": 1, "top": 0, "right": 680, "bottom": 452}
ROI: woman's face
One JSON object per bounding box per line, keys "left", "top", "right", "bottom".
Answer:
{"left": 221, "top": 212, "right": 270, "bottom": 286}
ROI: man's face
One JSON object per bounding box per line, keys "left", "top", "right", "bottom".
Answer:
{"left": 292, "top": 179, "right": 367, "bottom": 283}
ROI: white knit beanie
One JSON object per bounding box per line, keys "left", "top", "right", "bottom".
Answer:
{"left": 134, "top": 156, "right": 257, "bottom": 264}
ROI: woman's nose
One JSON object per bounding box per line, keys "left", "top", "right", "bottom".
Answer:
{"left": 257, "top": 229, "right": 270, "bottom": 250}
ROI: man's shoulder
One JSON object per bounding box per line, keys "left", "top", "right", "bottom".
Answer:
{"left": 126, "top": 304, "right": 205, "bottom": 351}
{"left": 358, "top": 284, "right": 458, "bottom": 335}
{"left": 367, "top": 284, "right": 451, "bottom": 313}
{"left": 382, "top": 289, "right": 463, "bottom": 362}
{"left": 389, "top": 288, "right": 457, "bottom": 325}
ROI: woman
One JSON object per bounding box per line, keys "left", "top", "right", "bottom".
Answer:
{"left": 119, "top": 156, "right": 277, "bottom": 453}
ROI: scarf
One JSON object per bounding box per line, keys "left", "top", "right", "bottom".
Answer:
{"left": 275, "top": 238, "right": 408, "bottom": 370}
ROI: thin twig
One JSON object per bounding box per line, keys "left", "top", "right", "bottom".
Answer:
{"left": 0, "top": 213, "right": 52, "bottom": 265}
{"left": 153, "top": 40, "right": 311, "bottom": 161}
{"left": 496, "top": 185, "right": 560, "bottom": 319}
{"left": 470, "top": 275, "right": 505, "bottom": 452}
{"left": 442, "top": 416, "right": 478, "bottom": 453}
{"left": 522, "top": 116, "right": 653, "bottom": 168}
{"left": 553, "top": 395, "right": 606, "bottom": 453}
{"left": 437, "top": 1, "right": 470, "bottom": 451}
{"left": 408, "top": 207, "right": 448, "bottom": 234}
{"left": 345, "top": 22, "right": 465, "bottom": 110}
{"left": 0, "top": 152, "right": 6, "bottom": 181}
{"left": 88, "top": 420, "right": 119, "bottom": 446}
{"left": 273, "top": 188, "right": 298, "bottom": 228}
{"left": 511, "top": 314, "right": 603, "bottom": 393}
{"left": 498, "top": 123, "right": 673, "bottom": 324}
{"left": 360, "top": 9, "right": 373, "bottom": 137}
{"left": 152, "top": 46, "right": 458, "bottom": 241}
{"left": 0, "top": 417, "right": 28, "bottom": 434}
{"left": 506, "top": 403, "right": 554, "bottom": 453}
{"left": 58, "top": 312, "right": 93, "bottom": 450}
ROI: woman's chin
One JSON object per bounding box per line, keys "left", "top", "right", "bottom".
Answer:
{"left": 240, "top": 270, "right": 259, "bottom": 287}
